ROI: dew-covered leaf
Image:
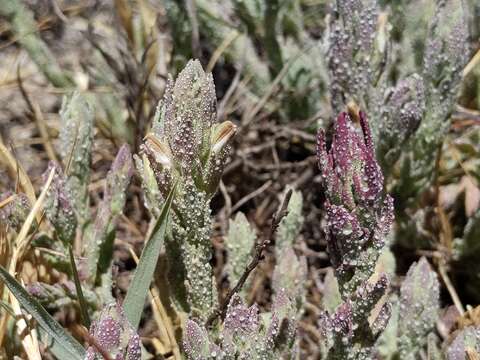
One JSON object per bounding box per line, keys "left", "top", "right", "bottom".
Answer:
{"left": 0, "top": 266, "right": 85, "bottom": 359}
{"left": 123, "top": 183, "right": 176, "bottom": 329}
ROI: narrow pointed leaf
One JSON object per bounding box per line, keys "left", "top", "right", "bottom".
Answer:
{"left": 123, "top": 183, "right": 176, "bottom": 329}
{"left": 68, "top": 245, "right": 91, "bottom": 328}
{"left": 0, "top": 266, "right": 85, "bottom": 359}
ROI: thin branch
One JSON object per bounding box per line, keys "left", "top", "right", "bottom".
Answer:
{"left": 205, "top": 189, "right": 293, "bottom": 328}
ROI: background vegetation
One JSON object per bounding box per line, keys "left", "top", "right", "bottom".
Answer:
{"left": 0, "top": 0, "right": 479, "bottom": 358}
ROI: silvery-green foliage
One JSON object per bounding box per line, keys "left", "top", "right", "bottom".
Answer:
{"left": 85, "top": 302, "right": 141, "bottom": 360}
{"left": 273, "top": 189, "right": 307, "bottom": 316}
{"left": 230, "top": 0, "right": 327, "bottom": 119}
{"left": 396, "top": 0, "right": 469, "bottom": 202}
{"left": 325, "top": 0, "right": 424, "bottom": 172}
{"left": 375, "top": 74, "right": 425, "bottom": 172}
{"left": 326, "top": 0, "right": 384, "bottom": 115}
{"left": 0, "top": 0, "right": 74, "bottom": 88}
{"left": 45, "top": 94, "right": 133, "bottom": 286}
{"left": 375, "top": 295, "right": 400, "bottom": 359}
{"left": 165, "top": 0, "right": 327, "bottom": 121}
{"left": 58, "top": 92, "right": 94, "bottom": 226}
{"left": 272, "top": 247, "right": 307, "bottom": 317}
{"left": 42, "top": 127, "right": 133, "bottom": 291}
{"left": 225, "top": 212, "right": 256, "bottom": 287}
{"left": 165, "top": 0, "right": 270, "bottom": 93}
{"left": 140, "top": 60, "right": 236, "bottom": 316}
{"left": 43, "top": 162, "right": 77, "bottom": 246}
{"left": 317, "top": 112, "right": 394, "bottom": 358}
{"left": 397, "top": 257, "right": 440, "bottom": 359}
{"left": 133, "top": 154, "right": 162, "bottom": 217}
{"left": 427, "top": 333, "right": 444, "bottom": 360}
{"left": 184, "top": 294, "right": 298, "bottom": 359}
{"left": 85, "top": 145, "right": 134, "bottom": 284}
{"left": 276, "top": 189, "right": 303, "bottom": 252}
{"left": 2, "top": 93, "right": 134, "bottom": 319}
{"left": 447, "top": 326, "right": 480, "bottom": 360}
{"left": 321, "top": 268, "right": 342, "bottom": 314}
{"left": 454, "top": 209, "right": 480, "bottom": 262}
{"left": 387, "top": 0, "right": 436, "bottom": 76}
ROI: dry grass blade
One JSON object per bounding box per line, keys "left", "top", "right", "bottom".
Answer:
{"left": 438, "top": 263, "right": 465, "bottom": 315}
{"left": 0, "top": 137, "right": 37, "bottom": 212}
{"left": 466, "top": 348, "right": 480, "bottom": 360}
{"left": 207, "top": 30, "right": 239, "bottom": 73}
{"left": 114, "top": 0, "right": 134, "bottom": 45}
{"left": 241, "top": 47, "right": 307, "bottom": 127}
{"left": 4, "top": 166, "right": 55, "bottom": 360}
{"left": 463, "top": 48, "right": 480, "bottom": 78}
{"left": 231, "top": 180, "right": 272, "bottom": 213}
{"left": 17, "top": 66, "right": 59, "bottom": 163}
{"left": 32, "top": 101, "right": 59, "bottom": 162}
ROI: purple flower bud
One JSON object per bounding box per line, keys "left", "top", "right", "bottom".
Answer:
{"left": 26, "top": 283, "right": 49, "bottom": 299}
{"left": 330, "top": 302, "right": 354, "bottom": 338}
{"left": 0, "top": 191, "right": 30, "bottom": 231}
{"left": 371, "top": 301, "right": 391, "bottom": 336}
{"left": 104, "top": 144, "right": 134, "bottom": 215}
{"left": 447, "top": 326, "right": 480, "bottom": 360}
{"left": 85, "top": 303, "right": 141, "bottom": 360}
{"left": 317, "top": 112, "right": 393, "bottom": 287}
{"left": 183, "top": 319, "right": 221, "bottom": 360}
{"left": 224, "top": 295, "right": 260, "bottom": 335}
{"left": 42, "top": 162, "right": 77, "bottom": 245}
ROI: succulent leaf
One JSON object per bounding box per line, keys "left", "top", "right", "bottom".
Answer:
{"left": 42, "top": 162, "right": 77, "bottom": 246}
{"left": 85, "top": 145, "right": 134, "bottom": 283}
{"left": 276, "top": 189, "right": 303, "bottom": 252}
{"left": 58, "top": 92, "right": 94, "bottom": 225}
{"left": 225, "top": 212, "right": 256, "bottom": 287}
{"left": 397, "top": 257, "right": 440, "bottom": 359}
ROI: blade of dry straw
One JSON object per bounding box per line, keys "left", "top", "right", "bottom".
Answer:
{"left": 6, "top": 166, "right": 55, "bottom": 360}
{"left": 0, "top": 137, "right": 37, "bottom": 214}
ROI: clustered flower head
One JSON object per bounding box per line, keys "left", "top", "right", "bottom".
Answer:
{"left": 43, "top": 162, "right": 77, "bottom": 245}
{"left": 317, "top": 111, "right": 393, "bottom": 292}
{"left": 85, "top": 302, "right": 141, "bottom": 360}
{"left": 317, "top": 111, "right": 394, "bottom": 358}
{"left": 142, "top": 59, "right": 236, "bottom": 199}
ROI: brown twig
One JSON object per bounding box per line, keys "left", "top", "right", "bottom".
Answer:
{"left": 205, "top": 189, "right": 293, "bottom": 328}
